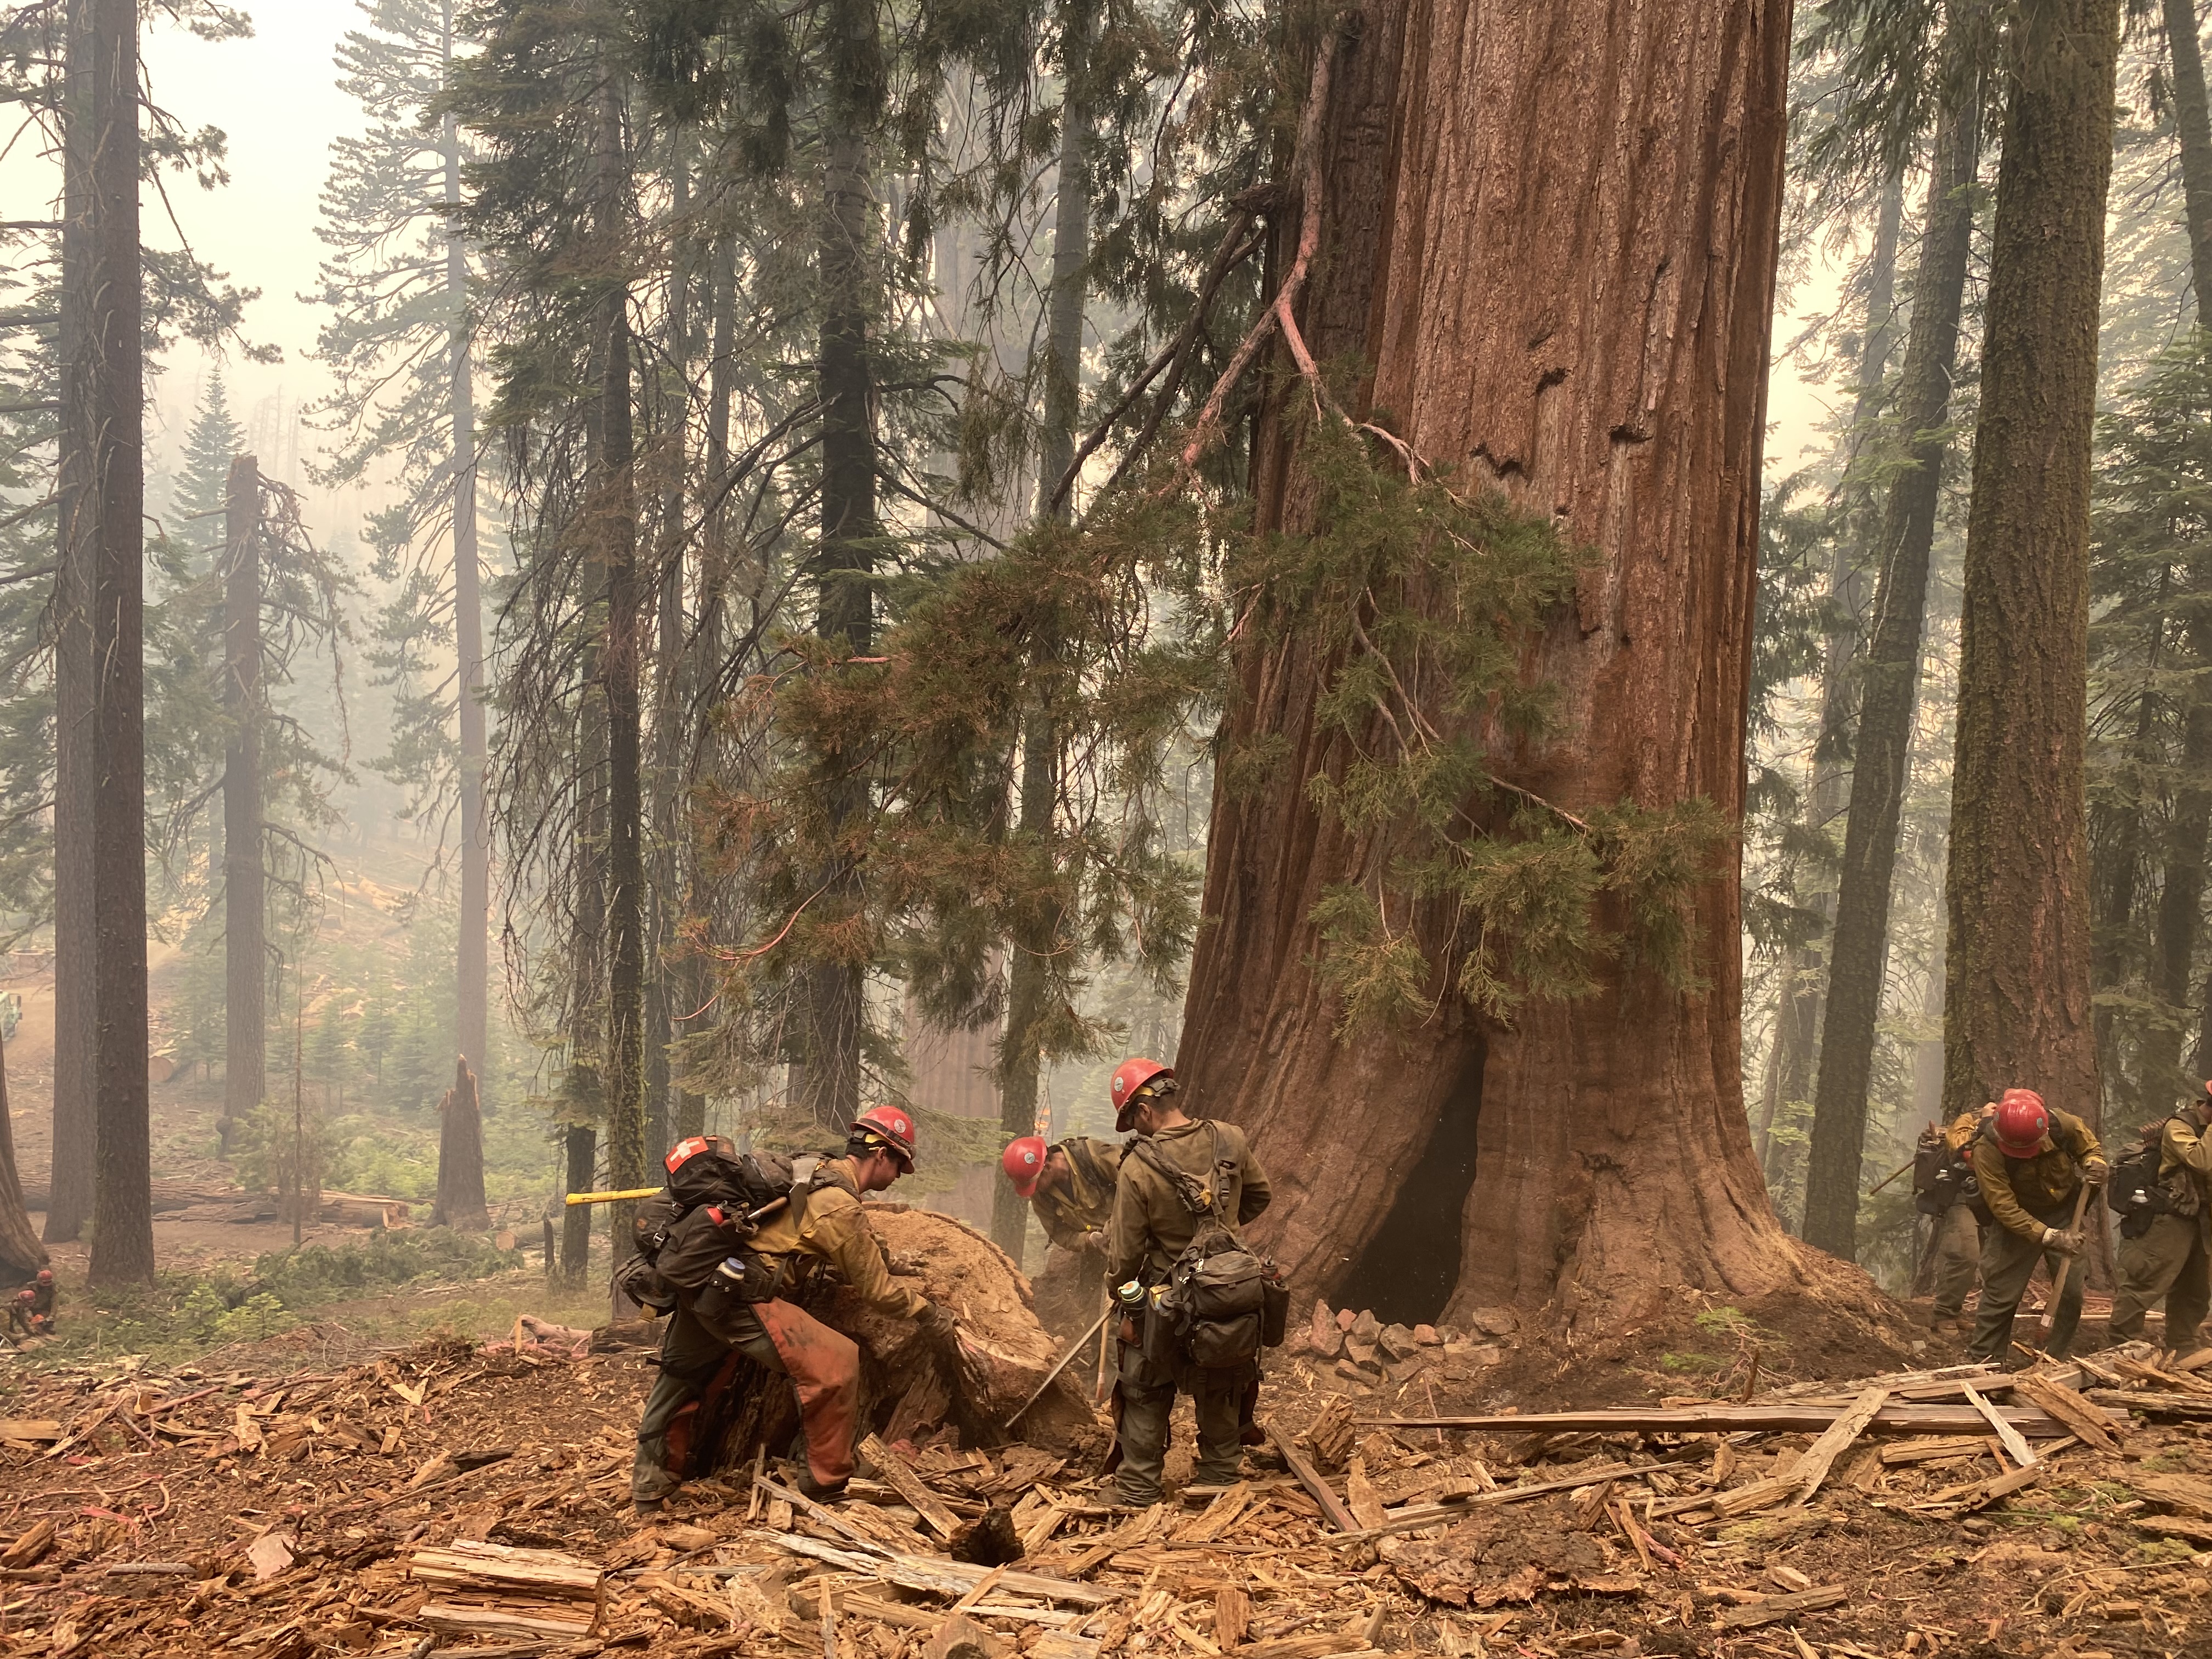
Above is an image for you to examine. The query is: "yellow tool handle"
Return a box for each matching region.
[564,1187,663,1207]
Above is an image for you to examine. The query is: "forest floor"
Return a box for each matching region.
[1,1251,2208,1659]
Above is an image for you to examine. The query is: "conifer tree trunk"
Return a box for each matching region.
[2168,0,2212,1082]
[793,30,881,1130]
[1760,166,1904,1187]
[1942,0,2121,1126]
[670,233,736,1145]
[1801,72,1983,1257]
[432,1056,488,1229]
[82,0,150,1286]
[2143,618,2212,1107]
[2092,618,2159,1085]
[444,0,490,1112]
[595,64,648,1256]
[1177,0,1794,1327]
[990,10,1091,1256]
[46,0,97,1246]
[562,657,608,1289]
[222,455,265,1155]
[645,147,690,1167]
[0,1033,47,1282]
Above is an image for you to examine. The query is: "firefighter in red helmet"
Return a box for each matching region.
[1102,1058,1273,1505]
[633,1106,958,1513]
[1966,1088,2107,1363]
[1001,1132,1126,1336]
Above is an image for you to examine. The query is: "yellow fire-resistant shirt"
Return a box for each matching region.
[1970,1107,2106,1243]
[1032,1136,1126,1249]
[746,1156,929,1319]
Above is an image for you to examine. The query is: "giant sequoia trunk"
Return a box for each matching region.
[1176,0,1795,1328]
[222,455,265,1154]
[80,0,151,1286]
[445,0,490,1111]
[1940,0,2120,1125]
[1799,67,1983,1257]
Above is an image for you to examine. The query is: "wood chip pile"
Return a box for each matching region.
[4,1319,2212,1657]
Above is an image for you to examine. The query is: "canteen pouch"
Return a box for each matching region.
[1259,1268,1290,1348]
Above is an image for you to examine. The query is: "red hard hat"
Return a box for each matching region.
[851,1104,918,1172]
[35,1269,52,1283]
[1002,1136,1049,1198]
[1111,1057,1175,1132]
[1993,1088,2050,1158]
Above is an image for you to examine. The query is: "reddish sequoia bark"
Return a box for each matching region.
[1176,0,1796,1329]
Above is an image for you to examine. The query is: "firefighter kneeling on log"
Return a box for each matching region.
[628,1107,960,1513]
[1103,1058,1282,1508]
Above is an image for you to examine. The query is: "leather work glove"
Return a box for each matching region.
[2082,1159,2110,1188]
[2043,1226,2085,1255]
[916,1301,960,1345]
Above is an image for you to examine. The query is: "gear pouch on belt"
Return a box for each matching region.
[1141,1284,1182,1367]
[1189,1311,1262,1369]
[614,1249,677,1315]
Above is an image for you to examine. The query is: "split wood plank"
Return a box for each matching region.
[1366,1401,2091,1437]
[408,1540,604,1604]
[1713,1585,1849,1629]
[2010,1374,2120,1452]
[2088,1389,2212,1419]
[2132,1514,2212,1544]
[859,1435,962,1541]
[1960,1383,2035,1468]
[1785,1386,1888,1504]
[1266,1421,1357,1532]
[1879,1437,1986,1466]
[416,1598,599,1641]
[754,1474,894,1556]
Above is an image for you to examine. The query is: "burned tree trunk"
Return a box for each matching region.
[1941,0,2121,1125]
[1799,57,1983,1259]
[1176,0,1795,1330]
[0,1033,47,1283]
[222,454,264,1156]
[433,1057,488,1231]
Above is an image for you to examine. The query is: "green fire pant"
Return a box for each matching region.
[1111,1340,1250,1506]
[1929,1200,1984,1320]
[1969,1203,2084,1363]
[2109,1212,2210,1353]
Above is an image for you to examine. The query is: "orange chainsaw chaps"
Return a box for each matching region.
[754,1298,863,1487]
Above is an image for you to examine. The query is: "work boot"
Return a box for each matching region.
[633,1497,665,1516]
[796,1472,849,1503]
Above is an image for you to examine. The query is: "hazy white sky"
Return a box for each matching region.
[10,1,1839,537]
